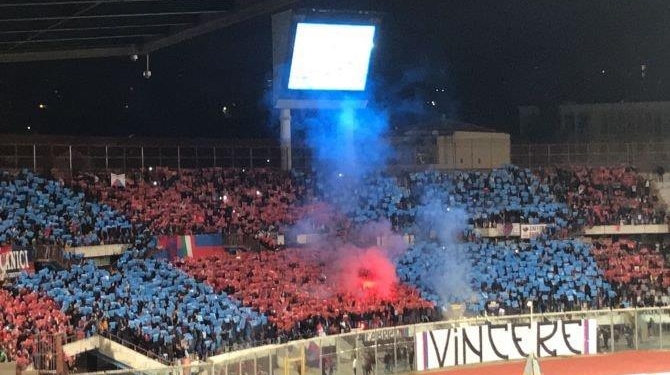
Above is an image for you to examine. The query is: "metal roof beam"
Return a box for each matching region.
[0,22,191,34]
[0,34,160,45]
[0,10,228,23]
[140,0,301,53]
[0,45,137,62]
[0,0,178,6]
[0,0,301,62]
[9,1,104,51]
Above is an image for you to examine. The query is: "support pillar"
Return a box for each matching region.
[280,108,292,171]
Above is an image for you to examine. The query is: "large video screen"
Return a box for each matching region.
[287,22,376,91]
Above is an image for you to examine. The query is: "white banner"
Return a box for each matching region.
[415,319,597,370]
[520,224,548,239]
[110,173,126,188]
[475,224,521,238]
[0,247,34,279]
[66,244,128,258]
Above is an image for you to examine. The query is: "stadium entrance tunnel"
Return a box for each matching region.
[79,350,132,372]
[63,335,168,371]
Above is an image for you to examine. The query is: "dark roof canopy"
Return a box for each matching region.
[0,0,300,63]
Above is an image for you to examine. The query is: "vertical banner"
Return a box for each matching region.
[415,319,597,371]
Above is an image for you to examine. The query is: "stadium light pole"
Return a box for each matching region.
[272,10,377,172]
[280,108,292,171]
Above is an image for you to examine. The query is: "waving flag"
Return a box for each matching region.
[110,173,126,188]
[156,234,224,260]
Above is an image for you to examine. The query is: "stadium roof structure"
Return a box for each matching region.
[0,0,301,63]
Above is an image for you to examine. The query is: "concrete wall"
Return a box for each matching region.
[0,362,16,374]
[67,244,128,258]
[438,131,511,169]
[582,224,669,235]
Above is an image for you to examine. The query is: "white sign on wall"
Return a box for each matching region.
[415,319,597,370]
[520,224,550,239]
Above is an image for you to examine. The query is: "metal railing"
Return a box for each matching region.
[0,141,312,173]
[7,137,670,176]
[33,244,65,265]
[97,330,173,366]
[511,141,670,170]
[64,306,670,375]
[222,233,268,252]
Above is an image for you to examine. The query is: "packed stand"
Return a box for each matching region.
[315,172,408,226]
[591,238,670,307]
[15,248,268,362]
[317,166,571,234]
[2,164,668,365]
[0,288,73,369]
[0,170,133,247]
[74,168,308,248]
[176,250,436,340]
[408,167,570,229]
[541,165,667,227]
[70,166,574,246]
[397,238,616,315]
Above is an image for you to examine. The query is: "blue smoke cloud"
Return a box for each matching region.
[278,38,472,310]
[409,183,475,309]
[296,103,393,182]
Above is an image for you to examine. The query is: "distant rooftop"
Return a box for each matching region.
[401,117,502,137]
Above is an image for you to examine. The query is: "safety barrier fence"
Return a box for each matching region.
[511,141,670,170]
[58,306,670,375]
[0,142,312,173]
[3,138,670,175]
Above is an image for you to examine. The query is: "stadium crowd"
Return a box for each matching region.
[540,165,666,227]
[73,168,306,248]
[62,165,668,245]
[16,248,269,362]
[176,250,435,336]
[0,170,134,248]
[591,238,670,307]
[397,238,617,314]
[0,288,73,368]
[0,164,668,369]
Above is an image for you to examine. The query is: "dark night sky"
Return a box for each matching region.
[1,0,669,138]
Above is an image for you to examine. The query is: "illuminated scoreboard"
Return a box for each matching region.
[288,22,376,92]
[272,10,381,109]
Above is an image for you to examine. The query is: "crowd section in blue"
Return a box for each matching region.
[0,165,666,368]
[318,167,571,230]
[0,170,137,247]
[398,239,615,314]
[16,249,267,361]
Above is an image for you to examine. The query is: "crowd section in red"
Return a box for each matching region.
[175,248,435,336]
[0,289,73,369]
[540,165,666,227]
[592,237,670,307]
[74,167,308,248]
